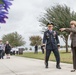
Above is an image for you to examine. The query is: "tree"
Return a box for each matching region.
[39,4,76,52]
[29,35,42,46]
[2,32,26,47]
[0,0,3,4]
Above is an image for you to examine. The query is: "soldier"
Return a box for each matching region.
[43,22,61,69]
[60,20,76,72]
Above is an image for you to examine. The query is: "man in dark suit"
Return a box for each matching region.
[43,22,61,69]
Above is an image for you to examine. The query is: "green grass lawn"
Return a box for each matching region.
[17,50,72,64]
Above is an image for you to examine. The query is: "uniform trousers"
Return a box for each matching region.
[45,49,60,66]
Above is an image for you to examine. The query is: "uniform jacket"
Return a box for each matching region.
[43,30,60,50]
[65,27,76,47]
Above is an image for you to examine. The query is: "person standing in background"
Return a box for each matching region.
[0,40,4,59]
[34,44,38,54]
[5,41,11,59]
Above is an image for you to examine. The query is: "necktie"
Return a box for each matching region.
[49,30,52,33]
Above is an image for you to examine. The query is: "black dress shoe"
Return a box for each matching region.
[45,63,48,68]
[71,69,76,72]
[45,65,48,68]
[56,65,61,69]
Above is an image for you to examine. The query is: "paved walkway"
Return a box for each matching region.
[0,56,76,75]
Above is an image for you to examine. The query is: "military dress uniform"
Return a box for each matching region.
[43,29,61,69]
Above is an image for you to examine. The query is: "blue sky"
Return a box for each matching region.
[0,0,75,47]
